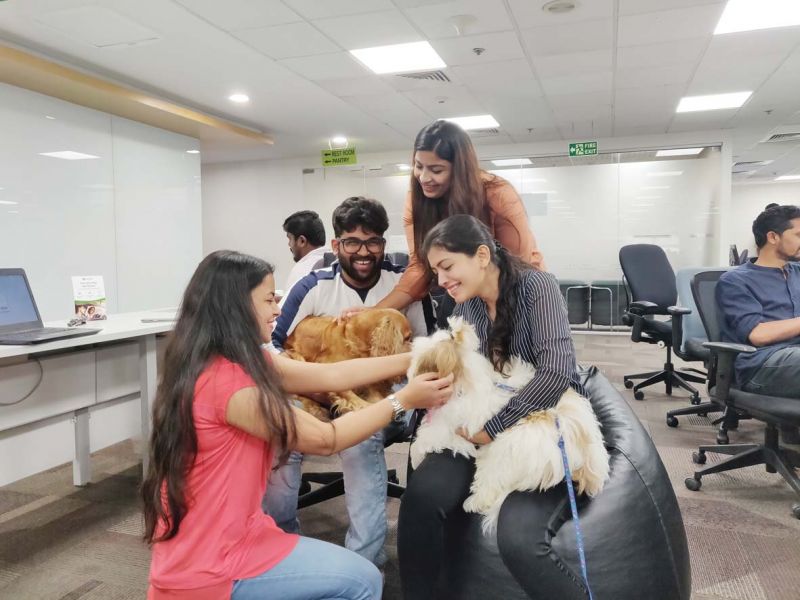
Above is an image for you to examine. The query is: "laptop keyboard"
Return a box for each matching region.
[2,327,75,341]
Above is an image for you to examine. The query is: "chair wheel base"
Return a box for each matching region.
[690,394,701,405]
[793,503,800,520]
[716,432,729,445]
[299,481,312,495]
[692,451,706,465]
[624,379,634,389]
[666,416,678,428]
[634,390,645,401]
[685,477,701,491]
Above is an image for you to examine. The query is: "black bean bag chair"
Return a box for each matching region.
[434,366,691,599]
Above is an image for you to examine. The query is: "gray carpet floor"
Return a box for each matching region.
[1,333,799,600]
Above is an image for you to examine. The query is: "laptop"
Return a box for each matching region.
[0,268,101,345]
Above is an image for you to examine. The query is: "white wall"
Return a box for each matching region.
[0,83,202,320]
[731,181,800,257]
[0,83,202,485]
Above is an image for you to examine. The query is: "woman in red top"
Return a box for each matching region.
[142,250,453,600]
[372,120,545,315]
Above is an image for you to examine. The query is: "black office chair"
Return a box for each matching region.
[299,250,431,507]
[684,270,800,519]
[618,244,706,401]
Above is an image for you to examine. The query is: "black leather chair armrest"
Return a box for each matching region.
[629,300,661,315]
[667,306,691,353]
[702,342,756,402]
[702,341,756,355]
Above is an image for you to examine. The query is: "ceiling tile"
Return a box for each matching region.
[703,28,800,62]
[234,22,339,59]
[175,0,301,30]
[549,91,613,121]
[317,76,396,97]
[613,123,670,136]
[540,71,613,96]
[431,31,525,67]
[402,85,484,117]
[619,0,724,17]
[532,49,612,78]
[285,0,394,19]
[618,4,725,47]
[521,19,613,57]
[614,85,684,125]
[616,38,709,70]
[31,6,161,48]
[313,9,420,49]
[615,63,696,89]
[509,0,613,28]
[278,52,370,80]
[688,54,790,95]
[668,110,734,133]
[451,59,543,97]
[393,0,453,7]
[506,127,563,142]
[474,94,555,129]
[557,119,613,139]
[404,0,513,39]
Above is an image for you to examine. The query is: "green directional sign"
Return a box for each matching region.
[322,147,357,166]
[569,141,598,156]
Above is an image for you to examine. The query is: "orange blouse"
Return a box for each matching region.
[396,178,545,300]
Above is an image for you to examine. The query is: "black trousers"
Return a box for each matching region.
[397,452,589,600]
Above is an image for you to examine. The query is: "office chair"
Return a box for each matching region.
[684,270,800,519]
[663,267,725,428]
[299,250,431,507]
[618,244,706,401]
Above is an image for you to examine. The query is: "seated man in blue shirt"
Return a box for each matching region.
[717,204,800,442]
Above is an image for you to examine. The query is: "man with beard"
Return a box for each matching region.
[717,204,800,443]
[268,196,427,567]
[282,210,327,293]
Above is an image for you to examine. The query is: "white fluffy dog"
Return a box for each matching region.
[408,317,610,532]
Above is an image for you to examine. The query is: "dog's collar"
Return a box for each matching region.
[495,382,521,394]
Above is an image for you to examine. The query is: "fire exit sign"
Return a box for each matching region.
[569,141,598,156]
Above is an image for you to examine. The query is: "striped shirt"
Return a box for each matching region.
[454,269,586,439]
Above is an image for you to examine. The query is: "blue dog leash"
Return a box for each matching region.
[556,417,595,600]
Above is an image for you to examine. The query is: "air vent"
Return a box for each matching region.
[468,128,500,138]
[732,161,769,173]
[764,132,800,143]
[395,70,450,83]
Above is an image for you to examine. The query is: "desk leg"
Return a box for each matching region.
[72,407,91,486]
[139,334,157,477]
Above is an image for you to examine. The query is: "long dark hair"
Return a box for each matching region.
[411,121,495,253]
[141,250,296,544]
[422,215,532,372]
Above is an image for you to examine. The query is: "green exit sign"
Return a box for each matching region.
[322,147,357,166]
[569,141,598,156]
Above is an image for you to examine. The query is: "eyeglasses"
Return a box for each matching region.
[338,237,386,254]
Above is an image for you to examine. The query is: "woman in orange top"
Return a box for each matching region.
[374,120,545,313]
[142,250,453,600]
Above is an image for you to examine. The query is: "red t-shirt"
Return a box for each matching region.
[148,356,298,599]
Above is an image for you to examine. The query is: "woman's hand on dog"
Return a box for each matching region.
[338,305,368,322]
[456,427,491,445]
[396,372,454,410]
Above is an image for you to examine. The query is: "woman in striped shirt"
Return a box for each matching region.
[397,215,589,599]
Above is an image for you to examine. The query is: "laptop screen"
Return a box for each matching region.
[0,271,41,330]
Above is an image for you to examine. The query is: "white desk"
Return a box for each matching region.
[0,311,176,485]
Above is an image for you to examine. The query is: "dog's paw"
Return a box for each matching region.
[462,493,490,515]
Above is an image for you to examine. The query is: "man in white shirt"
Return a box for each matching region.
[266,197,427,567]
[282,210,328,293]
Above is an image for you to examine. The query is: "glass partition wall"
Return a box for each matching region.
[302,147,722,331]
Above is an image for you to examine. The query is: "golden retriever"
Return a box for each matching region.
[283,308,412,420]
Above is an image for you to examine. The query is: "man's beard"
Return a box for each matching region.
[339,254,381,285]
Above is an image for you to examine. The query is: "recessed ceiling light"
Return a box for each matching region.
[350,41,446,75]
[45,115,56,120]
[39,151,100,160]
[329,136,349,149]
[0,200,18,205]
[775,175,800,181]
[186,150,200,154]
[648,171,683,177]
[676,92,752,113]
[228,93,250,103]
[396,164,411,171]
[444,114,499,130]
[492,158,532,166]
[656,148,704,157]
[715,0,800,34]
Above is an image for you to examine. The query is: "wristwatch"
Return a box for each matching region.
[388,393,406,422]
